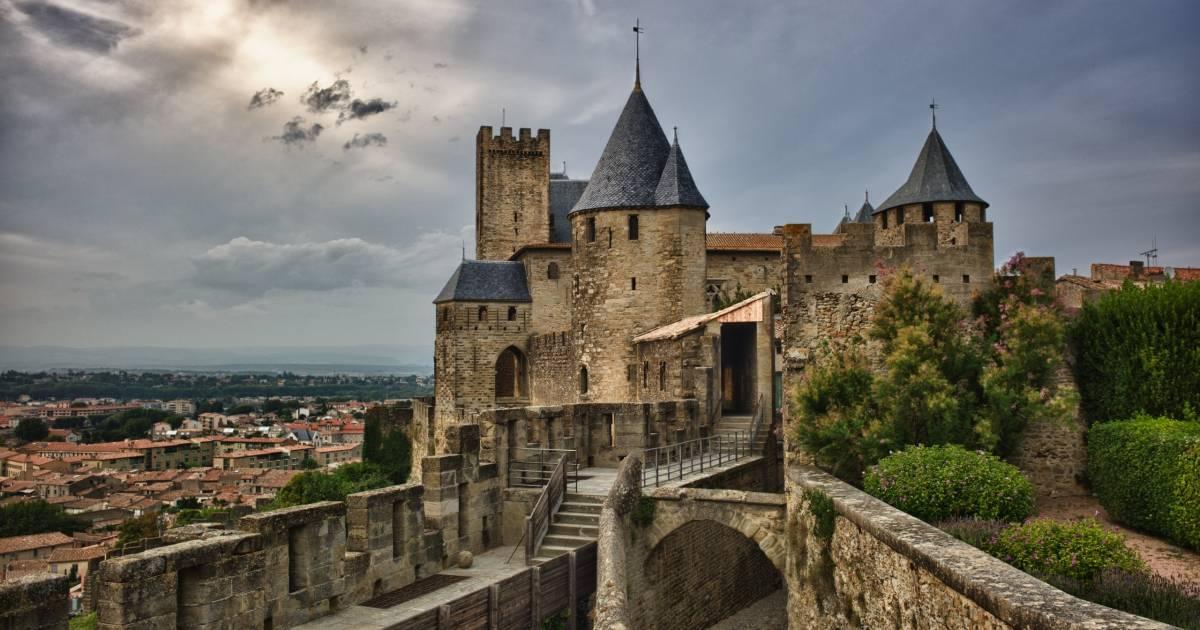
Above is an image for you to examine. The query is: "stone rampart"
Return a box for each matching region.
[786,465,1170,629]
[593,453,642,630]
[0,573,69,630]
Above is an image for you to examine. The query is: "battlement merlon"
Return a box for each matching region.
[477,125,551,145]
[781,221,993,252]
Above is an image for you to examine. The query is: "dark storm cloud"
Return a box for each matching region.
[300,79,352,113]
[337,98,396,124]
[16,1,139,53]
[247,88,284,110]
[342,133,387,150]
[270,117,323,147]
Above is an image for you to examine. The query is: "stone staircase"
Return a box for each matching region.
[531,493,601,563]
[715,413,767,454]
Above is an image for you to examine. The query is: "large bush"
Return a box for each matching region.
[864,445,1034,523]
[269,462,391,509]
[793,268,1073,483]
[993,519,1145,582]
[1088,416,1200,551]
[1070,280,1200,424]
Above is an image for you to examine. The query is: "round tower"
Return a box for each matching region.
[568,83,709,402]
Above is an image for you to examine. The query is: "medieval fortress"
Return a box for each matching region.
[12,63,1162,630]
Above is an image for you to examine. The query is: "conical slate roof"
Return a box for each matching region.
[433,260,530,304]
[853,196,874,223]
[654,135,708,208]
[572,86,701,213]
[876,128,987,214]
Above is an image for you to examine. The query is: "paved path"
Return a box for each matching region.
[707,589,787,629]
[296,545,528,629]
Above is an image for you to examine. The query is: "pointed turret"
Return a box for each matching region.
[654,129,708,209]
[854,191,874,223]
[571,87,671,213]
[876,127,987,214]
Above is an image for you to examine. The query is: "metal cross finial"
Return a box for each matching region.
[673,126,678,143]
[633,19,645,89]
[930,98,939,129]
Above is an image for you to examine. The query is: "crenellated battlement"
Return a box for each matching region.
[477,125,550,149]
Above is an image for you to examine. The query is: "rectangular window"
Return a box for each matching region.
[963,274,971,283]
[585,217,596,242]
[896,208,905,225]
[923,204,934,223]
[288,526,304,592]
[882,213,889,229]
[606,414,615,447]
[628,215,639,240]
[841,275,849,284]
[630,277,637,290]
[804,274,813,283]
[868,275,876,284]
[954,203,964,223]
[933,275,940,283]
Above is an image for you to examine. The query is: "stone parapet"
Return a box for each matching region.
[0,573,69,630]
[785,465,1170,629]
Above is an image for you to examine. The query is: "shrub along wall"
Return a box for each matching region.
[1070,281,1200,425]
[1088,417,1200,551]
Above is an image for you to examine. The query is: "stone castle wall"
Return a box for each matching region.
[518,248,573,334]
[706,250,781,300]
[528,331,575,405]
[785,465,1166,629]
[571,206,708,402]
[434,300,531,424]
[475,126,550,261]
[0,574,69,630]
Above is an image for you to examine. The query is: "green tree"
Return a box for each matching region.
[116,512,160,550]
[15,417,49,442]
[0,500,87,537]
[363,403,413,484]
[268,462,390,509]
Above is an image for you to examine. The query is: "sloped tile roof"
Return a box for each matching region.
[549,178,588,242]
[653,136,708,209]
[705,233,782,251]
[572,87,671,213]
[433,260,531,304]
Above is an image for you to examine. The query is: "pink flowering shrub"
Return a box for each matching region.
[992,518,1145,581]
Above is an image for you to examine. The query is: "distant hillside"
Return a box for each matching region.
[0,345,432,375]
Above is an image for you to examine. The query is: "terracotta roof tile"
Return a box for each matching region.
[705,233,782,251]
[0,532,74,555]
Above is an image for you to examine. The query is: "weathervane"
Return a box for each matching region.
[633,19,645,89]
[930,98,939,129]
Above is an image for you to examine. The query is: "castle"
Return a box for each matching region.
[432,62,999,460]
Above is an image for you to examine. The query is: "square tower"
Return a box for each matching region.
[475,126,551,260]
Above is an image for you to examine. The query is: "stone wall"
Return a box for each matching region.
[1009,361,1089,498]
[518,248,573,334]
[528,331,575,405]
[475,126,550,261]
[785,465,1169,629]
[571,206,708,402]
[632,333,714,404]
[0,573,69,630]
[433,300,531,424]
[706,250,781,302]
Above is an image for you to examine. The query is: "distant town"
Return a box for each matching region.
[0,373,431,611]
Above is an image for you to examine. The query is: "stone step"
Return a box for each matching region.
[533,543,584,561]
[560,501,601,514]
[554,511,600,526]
[542,533,595,548]
[549,523,599,538]
[564,493,603,504]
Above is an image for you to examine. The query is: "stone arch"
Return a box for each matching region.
[494,346,527,400]
[637,518,783,629]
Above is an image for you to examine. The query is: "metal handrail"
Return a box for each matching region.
[748,393,766,453]
[508,447,579,492]
[640,431,749,488]
[524,454,566,565]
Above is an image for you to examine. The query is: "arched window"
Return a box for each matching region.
[579,366,589,395]
[507,306,517,321]
[547,262,560,280]
[477,305,488,321]
[658,362,667,391]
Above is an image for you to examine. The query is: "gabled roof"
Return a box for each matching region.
[654,135,708,209]
[433,260,530,304]
[571,87,672,213]
[877,128,987,213]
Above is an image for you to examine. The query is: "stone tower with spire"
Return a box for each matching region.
[567,74,710,402]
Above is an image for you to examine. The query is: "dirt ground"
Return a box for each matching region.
[1037,495,1200,586]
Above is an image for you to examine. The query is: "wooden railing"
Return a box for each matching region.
[508,447,579,491]
[524,454,567,565]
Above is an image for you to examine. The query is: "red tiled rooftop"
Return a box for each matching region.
[0,532,74,555]
[705,233,783,251]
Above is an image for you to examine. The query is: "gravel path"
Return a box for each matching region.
[707,589,787,630]
[1037,495,1200,586]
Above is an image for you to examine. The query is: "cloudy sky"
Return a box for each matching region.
[1,0,1197,364]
